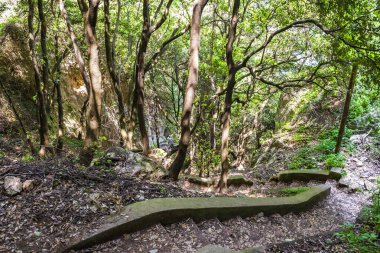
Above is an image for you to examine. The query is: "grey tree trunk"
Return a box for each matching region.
[168,0,209,180]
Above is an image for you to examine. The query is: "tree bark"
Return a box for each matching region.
[28,0,50,157]
[104,0,127,147]
[217,0,240,192]
[168,0,209,180]
[58,0,91,140]
[335,63,359,153]
[134,0,151,154]
[37,0,51,113]
[83,0,102,147]
[54,35,64,154]
[133,0,174,155]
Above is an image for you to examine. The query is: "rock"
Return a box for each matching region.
[114,150,166,179]
[4,176,22,196]
[227,175,254,187]
[22,179,34,191]
[356,160,364,167]
[105,146,128,161]
[328,168,343,180]
[338,174,362,191]
[149,148,167,159]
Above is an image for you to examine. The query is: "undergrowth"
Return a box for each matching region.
[288,127,351,170]
[336,178,380,252]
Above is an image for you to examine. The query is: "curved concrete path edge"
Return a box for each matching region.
[62,185,331,252]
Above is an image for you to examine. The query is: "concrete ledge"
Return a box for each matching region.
[187,176,215,187]
[227,176,254,187]
[196,245,265,253]
[278,169,330,182]
[62,185,330,252]
[277,169,343,182]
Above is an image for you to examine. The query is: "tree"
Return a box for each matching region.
[133,0,174,155]
[217,0,240,191]
[27,0,50,157]
[58,0,102,148]
[168,0,209,180]
[104,0,128,147]
[335,63,359,153]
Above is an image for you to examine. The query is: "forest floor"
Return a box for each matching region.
[0,119,379,252]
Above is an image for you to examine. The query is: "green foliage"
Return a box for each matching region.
[288,127,351,170]
[314,139,336,154]
[324,153,345,168]
[336,178,380,253]
[288,148,318,170]
[21,154,34,162]
[64,138,84,149]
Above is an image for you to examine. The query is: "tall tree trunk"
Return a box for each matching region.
[37,0,51,113]
[133,0,174,155]
[28,0,50,157]
[104,0,127,147]
[134,13,151,154]
[83,0,102,147]
[335,63,359,153]
[54,35,64,154]
[168,0,209,180]
[58,0,91,140]
[217,0,240,192]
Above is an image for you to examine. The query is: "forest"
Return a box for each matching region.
[0,0,379,252]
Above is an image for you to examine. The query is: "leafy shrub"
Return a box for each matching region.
[315,139,336,154]
[288,148,318,170]
[325,153,346,168]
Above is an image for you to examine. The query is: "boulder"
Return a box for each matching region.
[109,149,166,179]
[22,179,34,191]
[149,148,167,159]
[227,176,254,187]
[4,176,22,196]
[104,146,128,162]
[338,174,362,191]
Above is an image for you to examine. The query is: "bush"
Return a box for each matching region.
[336,178,380,252]
[325,153,345,168]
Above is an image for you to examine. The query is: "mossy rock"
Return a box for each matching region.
[277,169,330,182]
[62,185,330,251]
[227,176,254,187]
[187,176,215,187]
[328,167,343,180]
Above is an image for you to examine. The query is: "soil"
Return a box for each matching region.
[0,128,378,252]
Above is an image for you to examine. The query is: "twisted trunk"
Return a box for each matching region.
[217,0,240,192]
[168,0,209,180]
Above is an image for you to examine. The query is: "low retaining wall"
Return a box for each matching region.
[62,185,331,252]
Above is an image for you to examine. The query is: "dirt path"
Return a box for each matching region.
[1,135,378,252]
